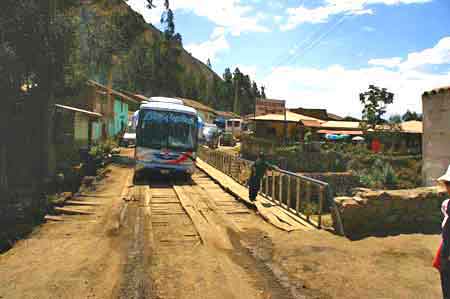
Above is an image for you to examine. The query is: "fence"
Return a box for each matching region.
[198,147,345,233]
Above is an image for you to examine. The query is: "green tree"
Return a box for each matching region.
[261,86,267,99]
[359,85,394,129]
[389,114,402,124]
[161,8,175,39]
[402,110,422,121]
[233,68,243,114]
[1,0,82,190]
[252,82,261,98]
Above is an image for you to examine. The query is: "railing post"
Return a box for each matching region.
[272,170,276,202]
[264,172,269,196]
[222,154,225,172]
[318,186,324,229]
[296,178,301,214]
[306,182,311,222]
[278,173,283,206]
[287,175,291,209]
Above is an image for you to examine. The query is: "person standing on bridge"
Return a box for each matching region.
[248,152,279,202]
[435,165,450,299]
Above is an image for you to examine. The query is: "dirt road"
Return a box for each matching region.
[0,156,444,299]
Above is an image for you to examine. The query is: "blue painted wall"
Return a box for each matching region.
[110,97,129,136]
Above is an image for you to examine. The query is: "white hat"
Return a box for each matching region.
[438,165,450,182]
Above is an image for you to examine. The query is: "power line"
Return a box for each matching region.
[265,0,369,76]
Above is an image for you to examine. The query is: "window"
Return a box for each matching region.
[139,110,197,151]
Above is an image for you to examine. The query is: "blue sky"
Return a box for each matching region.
[127,0,450,117]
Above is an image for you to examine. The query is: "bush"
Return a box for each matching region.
[358,159,398,189]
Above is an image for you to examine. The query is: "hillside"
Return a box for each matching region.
[79,0,228,110]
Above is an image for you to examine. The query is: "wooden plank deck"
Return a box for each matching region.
[196,158,315,232]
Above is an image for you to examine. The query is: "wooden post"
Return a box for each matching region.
[286,175,291,209]
[318,186,324,229]
[305,182,311,221]
[272,170,276,202]
[278,174,283,206]
[296,178,301,214]
[88,118,93,147]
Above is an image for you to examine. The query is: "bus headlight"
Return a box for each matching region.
[135,162,145,171]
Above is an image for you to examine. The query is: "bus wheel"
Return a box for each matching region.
[133,169,143,185]
[182,172,191,182]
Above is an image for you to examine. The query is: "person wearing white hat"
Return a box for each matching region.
[437,165,450,299]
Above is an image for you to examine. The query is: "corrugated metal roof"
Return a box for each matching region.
[320,121,361,129]
[87,80,139,104]
[250,111,323,123]
[371,121,423,134]
[216,111,240,118]
[317,130,363,135]
[400,120,422,134]
[55,104,102,118]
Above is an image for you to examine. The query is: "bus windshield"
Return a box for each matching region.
[138,109,197,151]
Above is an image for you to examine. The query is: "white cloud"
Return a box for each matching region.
[281,0,432,31]
[401,37,450,70]
[261,37,450,117]
[210,27,227,39]
[185,30,230,64]
[262,65,450,117]
[368,57,403,68]
[126,0,269,36]
[367,37,450,71]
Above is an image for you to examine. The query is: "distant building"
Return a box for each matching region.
[177,98,217,123]
[249,111,324,140]
[289,107,329,120]
[289,107,349,121]
[255,98,285,116]
[85,80,139,138]
[216,111,240,120]
[422,86,450,186]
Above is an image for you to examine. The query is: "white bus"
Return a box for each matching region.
[225,118,242,139]
[134,98,199,179]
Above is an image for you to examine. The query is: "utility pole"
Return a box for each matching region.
[233,78,239,115]
[284,103,288,145]
[254,97,257,136]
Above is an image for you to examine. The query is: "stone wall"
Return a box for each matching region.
[300,172,360,197]
[422,89,450,186]
[333,187,448,239]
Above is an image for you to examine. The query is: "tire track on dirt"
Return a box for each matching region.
[116,185,152,299]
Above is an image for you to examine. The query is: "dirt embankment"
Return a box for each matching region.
[0,165,133,299]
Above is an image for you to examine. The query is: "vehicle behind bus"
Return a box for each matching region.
[225,118,242,139]
[134,98,199,179]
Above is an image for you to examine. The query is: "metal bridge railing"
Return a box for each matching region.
[198,147,345,232]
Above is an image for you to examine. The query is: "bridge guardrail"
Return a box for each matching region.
[197,146,345,233]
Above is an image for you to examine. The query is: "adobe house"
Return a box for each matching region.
[69,80,139,140]
[422,86,450,186]
[249,111,324,141]
[177,98,217,123]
